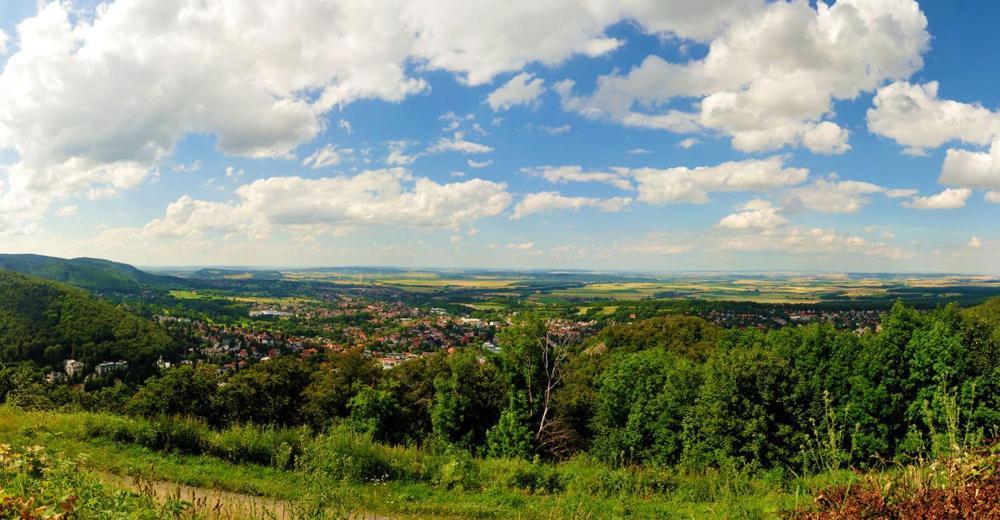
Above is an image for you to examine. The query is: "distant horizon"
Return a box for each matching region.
[6,250,1000,277]
[140,263,1000,278]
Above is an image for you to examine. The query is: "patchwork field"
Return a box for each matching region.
[159,268,1000,307]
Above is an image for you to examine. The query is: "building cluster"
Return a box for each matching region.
[46,358,129,383]
[697,307,884,331]
[152,297,505,374]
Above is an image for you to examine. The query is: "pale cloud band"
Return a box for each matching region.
[139,169,512,240]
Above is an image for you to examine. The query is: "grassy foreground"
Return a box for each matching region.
[0,407,863,519]
[1,407,995,519]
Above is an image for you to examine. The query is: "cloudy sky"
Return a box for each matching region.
[0,0,998,272]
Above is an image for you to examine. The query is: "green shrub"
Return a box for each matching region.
[154,416,210,453]
[559,459,676,498]
[208,423,306,468]
[300,425,418,483]
[506,463,563,493]
[431,447,481,491]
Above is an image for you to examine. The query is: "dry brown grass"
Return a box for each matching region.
[792,442,1000,519]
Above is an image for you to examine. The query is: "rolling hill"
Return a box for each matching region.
[968,296,1000,328]
[0,254,180,292]
[0,269,175,378]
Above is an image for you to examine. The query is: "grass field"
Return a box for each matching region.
[548,282,827,303]
[169,290,316,305]
[385,278,518,289]
[576,306,619,316]
[168,289,204,299]
[0,406,868,519]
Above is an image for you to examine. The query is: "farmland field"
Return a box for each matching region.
[161,268,1000,307]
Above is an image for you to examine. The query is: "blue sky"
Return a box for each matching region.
[0,1,998,272]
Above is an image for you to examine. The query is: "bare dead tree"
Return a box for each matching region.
[536,415,579,460]
[535,332,572,442]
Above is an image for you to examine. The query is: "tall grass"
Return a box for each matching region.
[920,382,984,459]
[79,411,748,499]
[81,413,309,468]
[801,390,857,473]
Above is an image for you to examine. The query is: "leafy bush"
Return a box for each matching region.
[82,413,209,454]
[208,422,307,468]
[83,412,310,469]
[431,447,481,491]
[506,463,564,494]
[299,425,420,483]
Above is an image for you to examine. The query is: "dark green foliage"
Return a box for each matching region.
[214,357,313,426]
[846,302,1000,463]
[430,351,505,450]
[301,349,382,429]
[967,296,1000,328]
[348,386,404,443]
[769,322,862,460]
[549,347,608,451]
[2,271,996,482]
[590,350,701,466]
[487,392,534,459]
[495,314,549,416]
[0,270,175,380]
[0,253,178,292]
[128,364,220,417]
[591,315,720,360]
[682,342,800,469]
[381,352,451,439]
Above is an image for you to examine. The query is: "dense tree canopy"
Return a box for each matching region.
[0,270,175,380]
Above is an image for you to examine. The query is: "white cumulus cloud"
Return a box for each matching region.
[868,81,1000,155]
[427,132,493,155]
[512,192,631,219]
[633,156,808,204]
[906,188,972,210]
[520,165,633,191]
[785,178,916,214]
[487,72,545,111]
[140,169,512,239]
[677,138,700,149]
[868,81,1000,195]
[3,0,776,232]
[941,139,1000,190]
[557,0,928,153]
[721,227,910,260]
[717,199,787,230]
[467,159,492,169]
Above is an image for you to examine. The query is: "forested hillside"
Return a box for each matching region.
[969,296,1000,329]
[0,270,175,379]
[0,253,178,292]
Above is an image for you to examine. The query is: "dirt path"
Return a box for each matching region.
[98,470,299,519]
[97,471,400,519]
